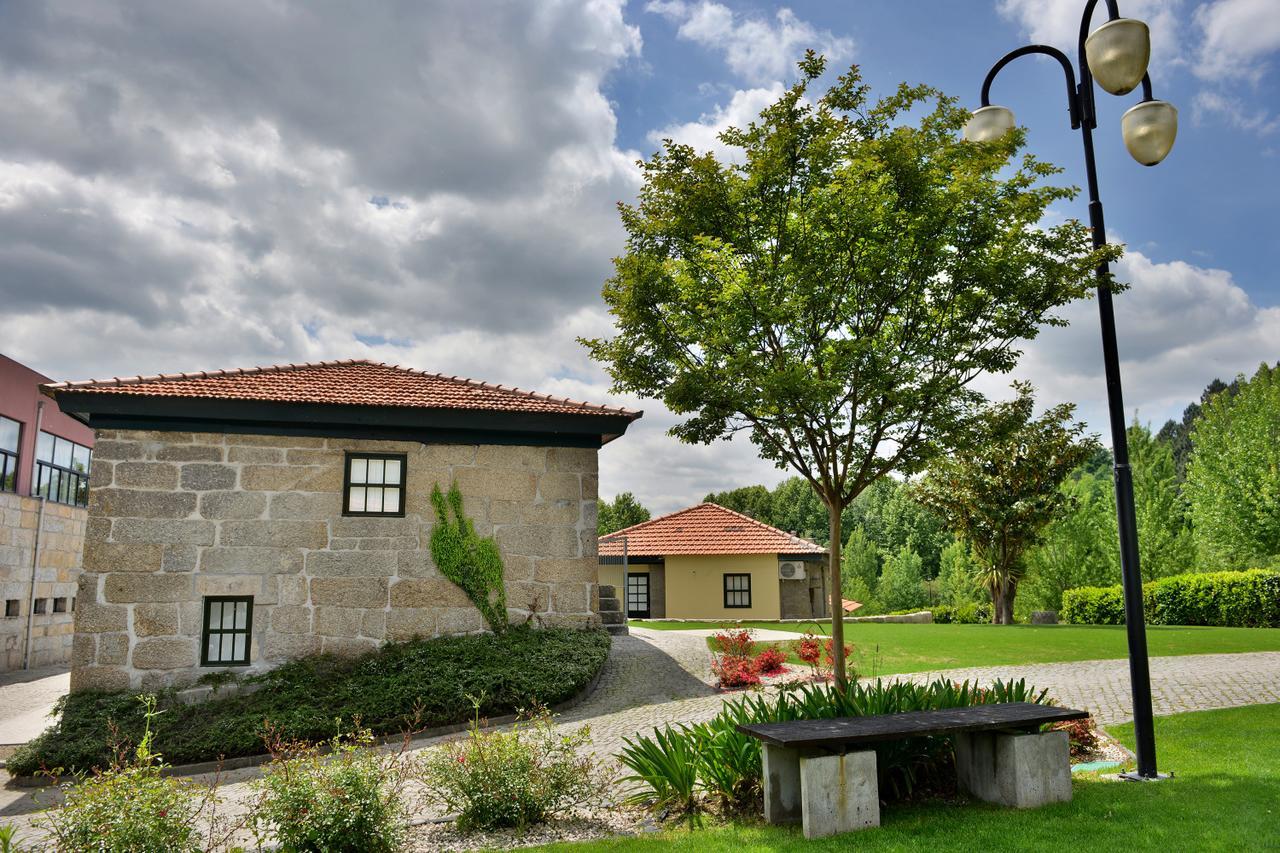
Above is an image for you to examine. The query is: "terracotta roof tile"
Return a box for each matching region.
[44,359,641,419]
[599,502,826,557]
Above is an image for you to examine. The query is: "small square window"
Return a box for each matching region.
[4,600,18,618]
[33,598,47,615]
[201,596,253,666]
[53,597,67,613]
[343,453,407,517]
[723,573,752,609]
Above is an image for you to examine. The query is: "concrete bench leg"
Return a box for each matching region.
[798,750,880,839]
[954,730,1072,808]
[762,744,802,824]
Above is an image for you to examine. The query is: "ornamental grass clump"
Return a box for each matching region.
[248,725,411,853]
[419,706,608,832]
[618,676,1054,815]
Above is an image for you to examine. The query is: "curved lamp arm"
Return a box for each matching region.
[981,44,1082,129]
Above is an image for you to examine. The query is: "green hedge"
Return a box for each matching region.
[928,603,993,624]
[7,626,610,778]
[1062,570,1280,628]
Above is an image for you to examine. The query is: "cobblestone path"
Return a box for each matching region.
[897,650,1280,726]
[3,630,1277,840]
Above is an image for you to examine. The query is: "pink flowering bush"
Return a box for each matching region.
[712,654,762,689]
[755,646,788,676]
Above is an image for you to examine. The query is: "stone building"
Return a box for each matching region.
[43,359,640,692]
[598,503,829,621]
[1,354,95,671]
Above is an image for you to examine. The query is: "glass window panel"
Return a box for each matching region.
[382,488,400,513]
[347,486,366,512]
[36,432,54,462]
[384,459,402,484]
[72,444,90,473]
[367,487,384,513]
[208,601,222,630]
[36,466,50,498]
[207,634,221,662]
[52,437,72,468]
[0,417,18,453]
[49,469,61,501]
[349,457,368,484]
[235,602,248,629]
[367,458,385,484]
[233,634,246,662]
[221,634,234,661]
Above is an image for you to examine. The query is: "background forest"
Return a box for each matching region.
[600,364,1280,620]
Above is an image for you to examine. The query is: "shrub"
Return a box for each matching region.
[711,655,761,689]
[952,602,994,624]
[1053,716,1099,759]
[617,676,1052,812]
[754,646,787,676]
[1062,569,1280,627]
[422,711,606,830]
[796,632,822,670]
[710,628,756,658]
[249,727,410,853]
[37,697,229,853]
[1061,585,1126,625]
[9,626,609,778]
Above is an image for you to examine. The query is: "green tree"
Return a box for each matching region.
[597,492,652,536]
[1129,420,1196,578]
[876,546,928,612]
[583,57,1110,681]
[771,477,830,543]
[1023,470,1119,611]
[841,525,880,607]
[703,484,775,526]
[936,539,983,607]
[1186,363,1280,567]
[914,384,1099,624]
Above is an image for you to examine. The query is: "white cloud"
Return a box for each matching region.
[1194,0,1280,81]
[1193,90,1280,134]
[646,83,785,161]
[997,0,1185,74]
[980,247,1280,435]
[646,1,852,84]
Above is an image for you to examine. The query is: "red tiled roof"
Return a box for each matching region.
[44,359,641,419]
[599,502,826,557]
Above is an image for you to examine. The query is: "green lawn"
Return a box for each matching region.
[630,620,1280,677]
[533,703,1280,852]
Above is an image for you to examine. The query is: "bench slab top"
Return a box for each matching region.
[736,702,1089,749]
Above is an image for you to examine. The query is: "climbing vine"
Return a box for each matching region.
[429,483,507,633]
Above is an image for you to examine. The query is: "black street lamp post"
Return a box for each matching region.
[965,0,1178,781]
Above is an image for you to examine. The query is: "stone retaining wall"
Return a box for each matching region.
[73,429,600,691]
[0,493,86,671]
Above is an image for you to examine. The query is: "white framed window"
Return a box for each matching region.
[201,596,253,666]
[344,453,406,517]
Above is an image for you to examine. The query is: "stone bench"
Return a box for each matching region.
[737,701,1088,838]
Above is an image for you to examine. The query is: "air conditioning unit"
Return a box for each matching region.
[779,561,807,581]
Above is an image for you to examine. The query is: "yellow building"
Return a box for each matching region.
[598,503,828,620]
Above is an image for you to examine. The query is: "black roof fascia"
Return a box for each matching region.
[598,555,665,565]
[52,392,636,447]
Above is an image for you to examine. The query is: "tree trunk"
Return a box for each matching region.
[1000,579,1019,625]
[827,500,847,688]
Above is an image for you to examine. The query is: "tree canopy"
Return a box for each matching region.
[1186,363,1280,568]
[597,492,652,536]
[914,383,1099,623]
[584,56,1112,677]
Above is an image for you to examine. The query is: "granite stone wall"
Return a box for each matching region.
[0,493,86,671]
[73,430,600,692]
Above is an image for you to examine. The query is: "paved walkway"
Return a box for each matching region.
[2,630,1278,841]
[0,667,69,753]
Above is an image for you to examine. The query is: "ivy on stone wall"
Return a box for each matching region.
[429,483,507,633]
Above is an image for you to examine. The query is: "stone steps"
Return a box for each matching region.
[598,584,628,636]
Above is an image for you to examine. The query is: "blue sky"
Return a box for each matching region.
[0,0,1276,512]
